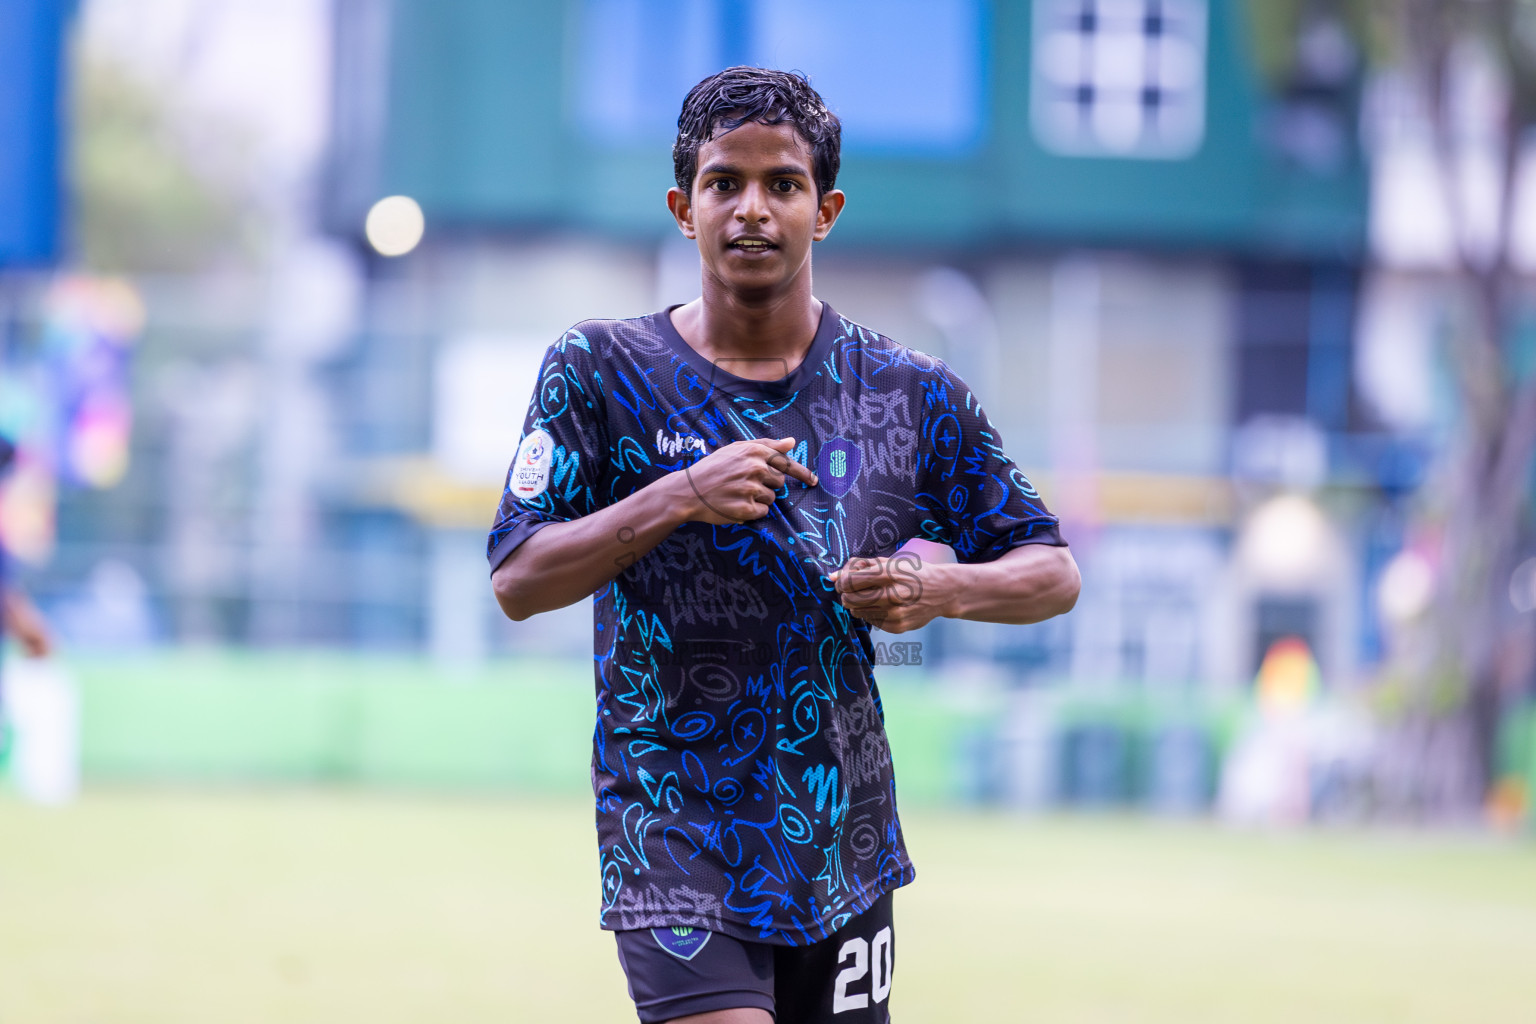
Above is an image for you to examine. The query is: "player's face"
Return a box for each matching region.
[668,120,844,301]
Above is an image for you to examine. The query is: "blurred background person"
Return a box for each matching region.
[0,435,54,663]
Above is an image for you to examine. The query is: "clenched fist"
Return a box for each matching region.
[680,436,819,525]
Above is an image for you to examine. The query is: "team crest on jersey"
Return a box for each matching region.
[651,925,711,960]
[511,428,554,499]
[817,438,861,498]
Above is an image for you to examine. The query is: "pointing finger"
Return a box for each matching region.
[762,438,819,487]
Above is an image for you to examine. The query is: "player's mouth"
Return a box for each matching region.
[728,237,777,255]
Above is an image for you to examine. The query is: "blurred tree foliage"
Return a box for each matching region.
[1245,0,1536,116]
[1378,0,1536,806]
[1248,1,1536,809]
[1243,0,1386,85]
[70,53,259,273]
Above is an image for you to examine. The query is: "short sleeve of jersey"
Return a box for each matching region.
[915,358,1065,563]
[486,328,608,572]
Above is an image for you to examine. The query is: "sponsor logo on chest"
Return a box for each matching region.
[656,429,707,459]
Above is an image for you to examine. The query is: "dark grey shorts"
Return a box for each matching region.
[613,893,895,1023]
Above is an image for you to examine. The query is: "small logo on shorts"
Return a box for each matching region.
[651,925,712,960]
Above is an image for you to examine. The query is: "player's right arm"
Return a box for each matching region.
[492,437,815,621]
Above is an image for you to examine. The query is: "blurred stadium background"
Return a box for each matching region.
[2,0,1536,1019]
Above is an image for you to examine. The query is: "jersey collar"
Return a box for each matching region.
[655,301,839,399]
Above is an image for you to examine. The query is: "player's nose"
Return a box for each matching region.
[735,181,770,223]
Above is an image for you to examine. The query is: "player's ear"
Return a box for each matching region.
[813,189,845,242]
[667,186,697,239]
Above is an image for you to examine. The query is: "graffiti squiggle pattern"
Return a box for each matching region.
[487,304,1063,946]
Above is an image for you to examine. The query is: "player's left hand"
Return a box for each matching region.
[828,552,951,634]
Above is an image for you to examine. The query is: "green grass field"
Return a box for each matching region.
[2,790,1534,1023]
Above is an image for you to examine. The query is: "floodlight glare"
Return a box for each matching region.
[365,195,425,257]
[1378,550,1435,623]
[1242,493,1330,583]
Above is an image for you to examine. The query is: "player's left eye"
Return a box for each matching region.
[773,180,798,192]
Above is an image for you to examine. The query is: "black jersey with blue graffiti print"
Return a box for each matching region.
[487,302,1064,947]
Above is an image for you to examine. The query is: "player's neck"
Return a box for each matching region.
[673,277,822,379]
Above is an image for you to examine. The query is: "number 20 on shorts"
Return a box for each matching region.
[832,926,894,1013]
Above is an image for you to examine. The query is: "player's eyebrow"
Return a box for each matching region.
[699,163,811,179]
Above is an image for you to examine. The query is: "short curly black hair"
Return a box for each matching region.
[673,67,841,197]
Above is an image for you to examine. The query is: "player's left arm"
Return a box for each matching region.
[835,355,1079,632]
[831,543,1079,633]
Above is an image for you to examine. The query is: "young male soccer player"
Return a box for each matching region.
[488,67,1079,1024]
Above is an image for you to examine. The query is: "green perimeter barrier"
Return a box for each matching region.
[63,653,993,804]
[75,654,595,791]
[1050,686,1244,805]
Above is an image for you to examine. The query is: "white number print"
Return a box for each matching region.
[870,926,893,1003]
[832,937,868,1013]
[832,926,894,1014]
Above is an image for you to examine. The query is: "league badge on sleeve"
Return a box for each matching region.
[511,428,554,499]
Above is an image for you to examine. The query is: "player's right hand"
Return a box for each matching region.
[680,436,818,525]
